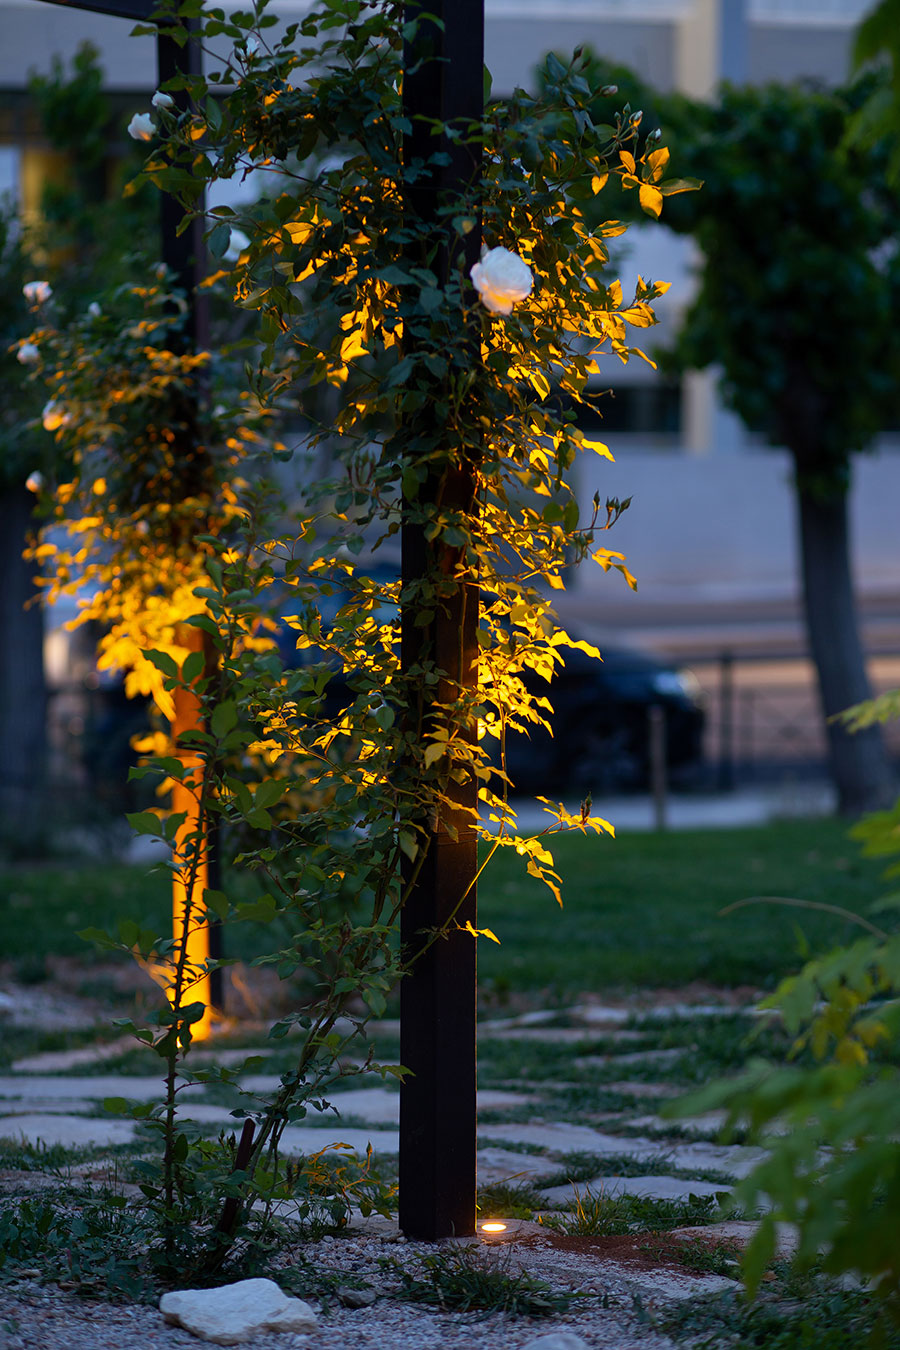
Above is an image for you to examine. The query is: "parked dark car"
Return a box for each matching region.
[272,574,705,796]
[498,642,706,796]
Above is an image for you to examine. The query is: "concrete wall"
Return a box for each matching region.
[573,445,900,607]
[485,17,674,93]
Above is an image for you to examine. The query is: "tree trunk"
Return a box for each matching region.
[795,478,894,816]
[0,482,47,842]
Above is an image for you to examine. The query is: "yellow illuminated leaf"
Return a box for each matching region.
[529,370,551,400]
[639,184,663,219]
[460,919,501,944]
[619,151,636,174]
[579,437,614,462]
[647,146,670,181]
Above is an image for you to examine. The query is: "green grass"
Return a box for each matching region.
[0,864,169,966]
[479,818,883,993]
[384,1243,575,1316]
[542,1185,726,1235]
[0,819,884,1002]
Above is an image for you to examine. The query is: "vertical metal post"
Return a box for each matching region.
[399,0,484,1240]
[717,649,735,792]
[648,704,667,831]
[157,22,222,1022]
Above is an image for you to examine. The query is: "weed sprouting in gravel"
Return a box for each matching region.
[542,1184,727,1236]
[658,1264,900,1349]
[476,1178,546,1220]
[637,1233,742,1278]
[0,1191,158,1301]
[383,1243,576,1317]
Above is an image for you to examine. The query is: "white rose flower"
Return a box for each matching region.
[88,301,102,318]
[17,342,39,365]
[245,34,260,55]
[151,90,174,109]
[224,228,251,263]
[127,112,155,142]
[42,400,69,432]
[26,471,44,493]
[23,280,52,305]
[470,247,533,315]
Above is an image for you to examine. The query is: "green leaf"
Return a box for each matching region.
[742,1215,776,1298]
[398,829,418,861]
[78,926,116,950]
[117,919,140,947]
[144,650,179,679]
[211,700,238,738]
[253,779,285,810]
[102,1097,131,1115]
[126,811,164,837]
[203,888,230,921]
[182,649,206,684]
[208,222,231,257]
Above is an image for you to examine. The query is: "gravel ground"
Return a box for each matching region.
[0,1230,687,1350]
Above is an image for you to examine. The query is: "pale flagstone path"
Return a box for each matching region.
[539,1176,728,1206]
[1,996,796,1348]
[0,999,768,1207]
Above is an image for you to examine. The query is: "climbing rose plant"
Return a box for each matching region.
[26,0,693,1277]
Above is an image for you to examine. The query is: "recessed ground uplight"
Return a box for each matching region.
[481,1222,508,1233]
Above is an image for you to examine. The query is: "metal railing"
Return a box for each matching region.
[695,651,900,789]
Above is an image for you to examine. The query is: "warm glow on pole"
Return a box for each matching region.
[171,626,212,1040]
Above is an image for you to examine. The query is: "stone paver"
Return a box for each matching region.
[479,1120,765,1179]
[10,1037,136,1073]
[0,1113,136,1148]
[574,1049,683,1069]
[0,1075,188,1102]
[0,990,793,1345]
[539,1174,729,1206]
[475,1145,562,1184]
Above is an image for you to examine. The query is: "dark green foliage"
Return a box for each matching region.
[658,79,900,497]
[0,1192,159,1301]
[660,1265,900,1349]
[848,0,900,185]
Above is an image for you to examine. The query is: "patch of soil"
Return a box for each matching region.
[523,1228,738,1277]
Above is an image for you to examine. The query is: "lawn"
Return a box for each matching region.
[478,816,885,994]
[0,817,884,1002]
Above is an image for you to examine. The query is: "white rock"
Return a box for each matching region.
[522,1334,591,1350]
[160,1278,318,1345]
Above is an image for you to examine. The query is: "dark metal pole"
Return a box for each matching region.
[717,650,735,793]
[648,704,667,831]
[156,23,209,353]
[399,0,484,1240]
[157,21,222,1016]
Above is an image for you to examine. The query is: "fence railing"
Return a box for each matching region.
[689,651,900,789]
